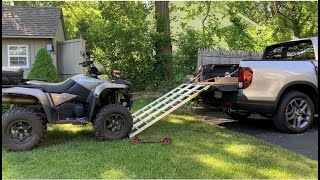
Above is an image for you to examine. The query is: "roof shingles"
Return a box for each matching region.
[2,6,62,37]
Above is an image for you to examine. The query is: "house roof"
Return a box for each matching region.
[2,6,63,38]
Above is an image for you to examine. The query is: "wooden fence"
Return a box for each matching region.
[197,48,263,66]
[58,38,86,80]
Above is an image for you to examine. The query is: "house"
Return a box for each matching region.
[2,6,85,80]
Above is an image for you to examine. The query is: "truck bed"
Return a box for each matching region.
[195,64,239,108]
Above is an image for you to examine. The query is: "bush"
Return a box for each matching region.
[27,48,59,82]
[2,104,10,114]
[173,28,201,81]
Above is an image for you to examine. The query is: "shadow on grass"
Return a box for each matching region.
[2,110,318,179]
[41,125,95,147]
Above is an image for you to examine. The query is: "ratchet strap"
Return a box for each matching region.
[129,136,172,145]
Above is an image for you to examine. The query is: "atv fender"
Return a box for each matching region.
[93,82,128,96]
[2,87,55,122]
[2,87,52,107]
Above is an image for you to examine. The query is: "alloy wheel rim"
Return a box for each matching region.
[105,114,125,133]
[285,97,311,129]
[8,121,33,143]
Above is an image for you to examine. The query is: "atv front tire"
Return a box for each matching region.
[94,104,133,141]
[2,108,47,151]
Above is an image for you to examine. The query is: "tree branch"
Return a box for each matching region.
[296,4,303,20]
[272,2,293,21]
[202,2,211,24]
[308,20,315,35]
[277,10,293,21]
[64,3,80,19]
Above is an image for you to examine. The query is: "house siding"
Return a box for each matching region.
[2,38,56,77]
[53,18,66,76]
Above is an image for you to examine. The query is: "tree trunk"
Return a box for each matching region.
[155,1,172,80]
[292,19,301,38]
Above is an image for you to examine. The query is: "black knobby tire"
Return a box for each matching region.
[94,104,133,141]
[224,108,251,121]
[2,108,47,151]
[273,91,314,133]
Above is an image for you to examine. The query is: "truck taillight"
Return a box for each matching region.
[238,67,253,89]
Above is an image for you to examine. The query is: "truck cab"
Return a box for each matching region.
[236,37,318,133]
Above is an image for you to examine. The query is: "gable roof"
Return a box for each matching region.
[2,6,63,38]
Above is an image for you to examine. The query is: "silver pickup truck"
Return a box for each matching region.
[236,37,318,133]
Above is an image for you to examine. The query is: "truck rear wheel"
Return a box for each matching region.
[2,108,47,151]
[94,104,133,141]
[273,91,314,133]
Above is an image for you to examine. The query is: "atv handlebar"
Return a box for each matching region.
[79,61,93,67]
[79,50,98,78]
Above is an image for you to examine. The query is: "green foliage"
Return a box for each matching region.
[173,28,201,80]
[2,104,10,114]
[60,2,160,91]
[96,2,158,91]
[171,2,223,81]
[27,48,59,82]
[222,1,318,50]
[6,1,318,90]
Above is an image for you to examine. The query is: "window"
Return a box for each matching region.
[286,42,315,60]
[8,45,29,68]
[264,46,283,59]
[264,40,315,60]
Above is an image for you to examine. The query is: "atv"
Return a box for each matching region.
[2,51,134,151]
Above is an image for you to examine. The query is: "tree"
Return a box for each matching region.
[224,1,318,43]
[96,1,157,90]
[28,48,59,82]
[270,1,318,38]
[6,1,160,90]
[170,2,223,79]
[154,1,173,80]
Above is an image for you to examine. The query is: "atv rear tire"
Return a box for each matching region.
[2,108,47,151]
[94,104,133,141]
[273,91,314,133]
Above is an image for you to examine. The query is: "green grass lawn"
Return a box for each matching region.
[2,97,318,179]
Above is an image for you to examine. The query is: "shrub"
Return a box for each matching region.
[2,104,10,114]
[27,48,59,82]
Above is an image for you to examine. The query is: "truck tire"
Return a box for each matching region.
[273,91,314,133]
[94,104,133,141]
[224,108,251,121]
[2,108,47,151]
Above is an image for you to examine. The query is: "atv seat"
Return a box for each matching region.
[26,79,76,93]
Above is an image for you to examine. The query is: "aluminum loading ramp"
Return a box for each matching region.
[129,83,211,138]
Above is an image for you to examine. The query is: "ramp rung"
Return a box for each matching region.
[132,84,188,115]
[132,87,201,130]
[151,107,167,113]
[129,83,210,138]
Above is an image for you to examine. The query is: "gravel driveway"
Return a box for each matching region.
[191,107,318,161]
